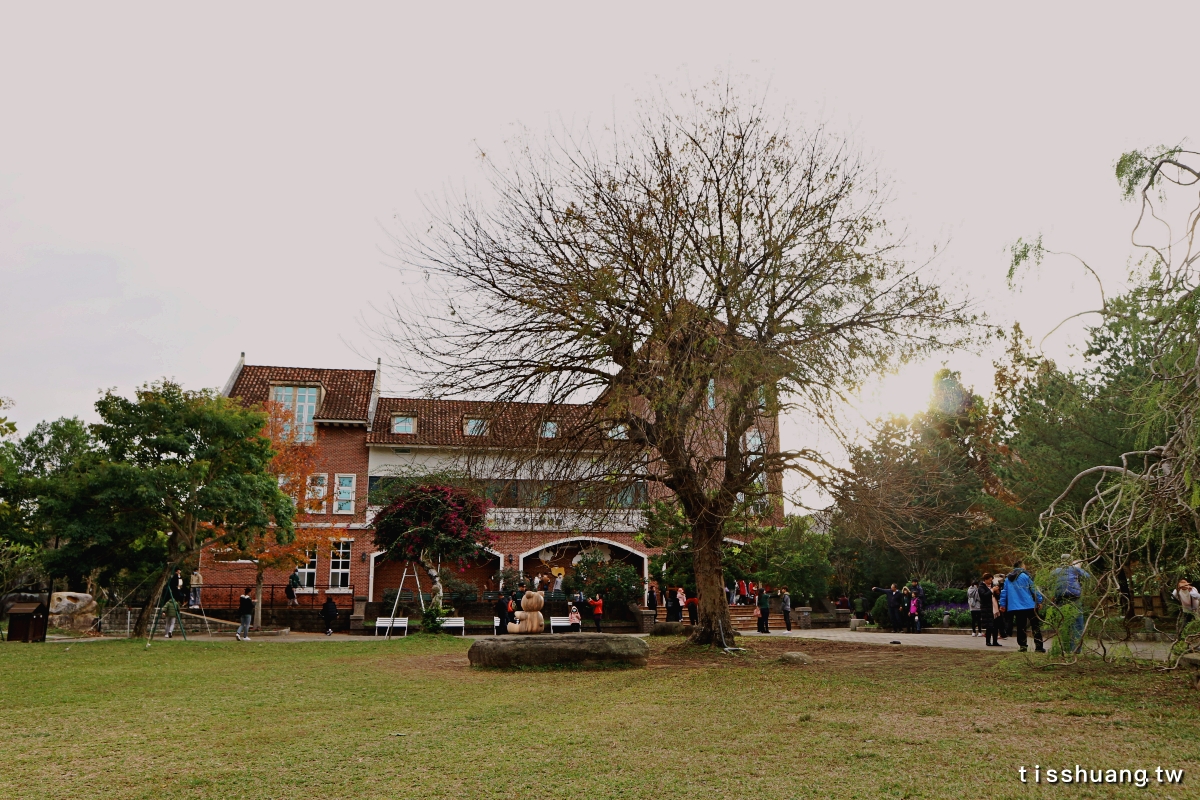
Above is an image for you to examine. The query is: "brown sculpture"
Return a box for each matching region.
[506,590,545,634]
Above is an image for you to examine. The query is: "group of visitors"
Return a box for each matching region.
[873,562,1048,651]
[530,571,564,594]
[493,580,603,633]
[727,578,768,606]
[871,579,929,635]
[648,583,698,624]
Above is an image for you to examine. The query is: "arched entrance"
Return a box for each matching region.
[518,537,648,602]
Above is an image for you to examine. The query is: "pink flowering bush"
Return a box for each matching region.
[373,485,494,609]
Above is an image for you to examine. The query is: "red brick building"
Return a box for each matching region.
[198,355,780,622]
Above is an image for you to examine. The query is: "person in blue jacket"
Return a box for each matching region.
[999,559,1046,653]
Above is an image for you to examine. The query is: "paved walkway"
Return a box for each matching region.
[739,628,1174,660]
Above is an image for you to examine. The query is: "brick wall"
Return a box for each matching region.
[200,423,373,600]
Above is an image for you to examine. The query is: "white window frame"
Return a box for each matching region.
[333,474,356,515]
[745,429,763,454]
[540,420,558,439]
[607,423,628,440]
[707,378,716,410]
[391,415,416,435]
[273,385,319,443]
[329,541,351,588]
[463,417,489,436]
[307,473,328,514]
[297,548,318,591]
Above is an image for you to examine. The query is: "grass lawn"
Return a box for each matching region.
[1,634,1196,799]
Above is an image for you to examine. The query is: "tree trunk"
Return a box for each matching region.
[419,557,443,609]
[133,564,173,637]
[254,569,264,629]
[689,523,735,646]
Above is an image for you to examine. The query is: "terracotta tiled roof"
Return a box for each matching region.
[367,397,595,447]
[228,365,377,422]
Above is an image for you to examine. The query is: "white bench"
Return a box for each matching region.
[549,616,573,633]
[440,616,466,636]
[375,617,408,637]
[494,616,505,635]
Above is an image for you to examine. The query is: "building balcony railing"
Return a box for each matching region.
[486,507,646,533]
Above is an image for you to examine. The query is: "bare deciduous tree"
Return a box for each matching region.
[385,81,974,644]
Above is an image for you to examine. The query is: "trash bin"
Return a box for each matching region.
[7,601,49,642]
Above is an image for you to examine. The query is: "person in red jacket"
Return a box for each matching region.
[587,593,604,632]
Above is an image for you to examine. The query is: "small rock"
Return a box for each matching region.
[780,651,812,665]
[1178,652,1200,669]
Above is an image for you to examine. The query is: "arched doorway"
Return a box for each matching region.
[518,537,648,602]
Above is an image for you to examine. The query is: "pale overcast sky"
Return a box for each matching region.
[2,3,1196,478]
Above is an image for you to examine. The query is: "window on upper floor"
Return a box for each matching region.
[273,385,318,442]
[391,415,415,435]
[745,429,764,454]
[334,474,356,514]
[540,420,558,439]
[607,423,628,440]
[707,378,716,410]
[463,417,489,436]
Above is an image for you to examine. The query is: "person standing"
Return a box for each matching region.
[493,592,510,635]
[685,594,698,625]
[978,573,1000,646]
[320,597,339,636]
[286,568,302,607]
[163,568,186,638]
[756,587,771,633]
[1171,578,1200,635]
[907,579,925,633]
[967,579,982,637]
[780,587,792,631]
[189,569,203,608]
[647,583,659,621]
[1051,554,1091,653]
[664,586,680,622]
[908,589,922,634]
[737,579,748,605]
[873,584,902,633]
[587,593,604,632]
[999,560,1045,653]
[236,587,254,641]
[994,575,1011,639]
[552,572,564,593]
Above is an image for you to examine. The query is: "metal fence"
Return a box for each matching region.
[192,584,356,610]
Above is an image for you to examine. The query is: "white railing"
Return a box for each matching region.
[486,507,646,532]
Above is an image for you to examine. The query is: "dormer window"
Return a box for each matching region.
[391,415,415,435]
[540,421,558,439]
[273,386,318,442]
[463,417,489,436]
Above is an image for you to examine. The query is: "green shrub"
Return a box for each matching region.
[871,594,889,623]
[421,604,450,633]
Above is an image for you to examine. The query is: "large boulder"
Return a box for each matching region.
[468,633,649,668]
[49,592,98,631]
